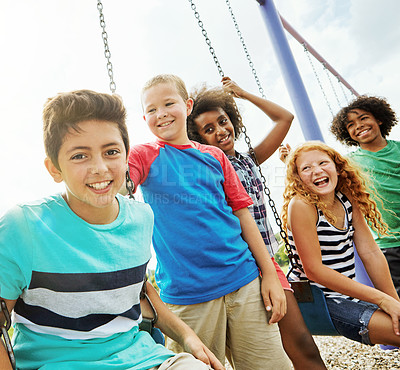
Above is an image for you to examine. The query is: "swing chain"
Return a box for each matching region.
[337,76,350,103]
[303,43,334,118]
[97,0,117,94]
[189,0,302,272]
[125,170,135,200]
[187,0,224,78]
[225,0,266,98]
[322,64,342,109]
[244,132,303,274]
[224,1,302,271]
[0,300,16,370]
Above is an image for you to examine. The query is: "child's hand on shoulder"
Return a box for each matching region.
[260,276,287,324]
[221,77,246,99]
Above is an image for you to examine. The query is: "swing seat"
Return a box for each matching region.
[139,318,165,345]
[292,281,339,336]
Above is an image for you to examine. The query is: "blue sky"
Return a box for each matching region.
[1,0,399,215]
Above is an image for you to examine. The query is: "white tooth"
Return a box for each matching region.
[90,181,110,190]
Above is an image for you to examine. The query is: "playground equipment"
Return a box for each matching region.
[96,0,398,348]
[188,0,343,336]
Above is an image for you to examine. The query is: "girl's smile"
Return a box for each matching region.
[296,150,338,202]
[194,108,236,156]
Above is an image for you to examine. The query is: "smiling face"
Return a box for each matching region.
[296,149,338,202]
[142,82,193,145]
[193,108,236,156]
[45,119,127,224]
[346,108,386,150]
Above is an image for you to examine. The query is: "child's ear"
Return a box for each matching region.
[186,98,194,116]
[44,157,63,183]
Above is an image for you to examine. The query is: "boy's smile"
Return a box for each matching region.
[45,119,127,224]
[346,109,386,151]
[194,108,236,156]
[142,82,193,145]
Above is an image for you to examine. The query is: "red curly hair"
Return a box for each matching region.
[281,141,388,236]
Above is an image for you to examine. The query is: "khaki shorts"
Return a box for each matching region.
[149,352,212,370]
[166,277,290,370]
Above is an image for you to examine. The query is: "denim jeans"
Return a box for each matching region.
[326,296,378,345]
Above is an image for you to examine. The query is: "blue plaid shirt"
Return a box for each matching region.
[228,152,279,257]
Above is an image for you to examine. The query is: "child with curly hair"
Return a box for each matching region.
[330,95,400,295]
[187,77,327,370]
[282,141,400,346]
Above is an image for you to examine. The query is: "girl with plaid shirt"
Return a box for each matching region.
[187,77,326,370]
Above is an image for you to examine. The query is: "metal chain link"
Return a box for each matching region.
[125,170,135,200]
[223,0,301,270]
[303,43,334,118]
[323,64,342,109]
[225,0,265,98]
[0,300,16,369]
[187,0,224,78]
[188,0,303,271]
[97,0,117,93]
[338,76,351,103]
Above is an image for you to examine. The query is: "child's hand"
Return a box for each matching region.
[378,295,400,336]
[260,276,287,324]
[221,77,246,99]
[183,335,225,370]
[279,143,291,163]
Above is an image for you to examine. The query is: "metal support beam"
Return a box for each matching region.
[257,0,324,141]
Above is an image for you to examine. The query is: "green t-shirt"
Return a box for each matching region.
[348,140,400,249]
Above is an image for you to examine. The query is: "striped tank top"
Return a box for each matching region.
[288,192,356,299]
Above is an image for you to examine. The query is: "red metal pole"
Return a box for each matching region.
[280,15,360,97]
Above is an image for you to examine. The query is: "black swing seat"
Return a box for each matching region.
[139,291,165,345]
[291,280,339,336]
[139,317,165,345]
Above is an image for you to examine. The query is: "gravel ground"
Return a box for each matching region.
[224,336,399,369]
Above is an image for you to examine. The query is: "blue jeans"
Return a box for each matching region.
[326,296,378,345]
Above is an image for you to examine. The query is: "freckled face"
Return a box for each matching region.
[194,108,235,156]
[296,150,338,200]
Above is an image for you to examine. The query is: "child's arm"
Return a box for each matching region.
[222,77,293,165]
[289,197,400,335]
[144,282,225,370]
[0,298,16,370]
[233,207,286,324]
[351,199,400,333]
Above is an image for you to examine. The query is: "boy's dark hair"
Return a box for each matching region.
[43,89,128,169]
[187,85,243,143]
[330,95,398,147]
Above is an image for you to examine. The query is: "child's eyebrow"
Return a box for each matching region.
[66,143,121,154]
[66,146,91,154]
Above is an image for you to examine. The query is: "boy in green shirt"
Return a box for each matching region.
[331,95,400,295]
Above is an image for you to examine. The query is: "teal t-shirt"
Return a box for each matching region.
[348,140,400,249]
[0,194,173,369]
